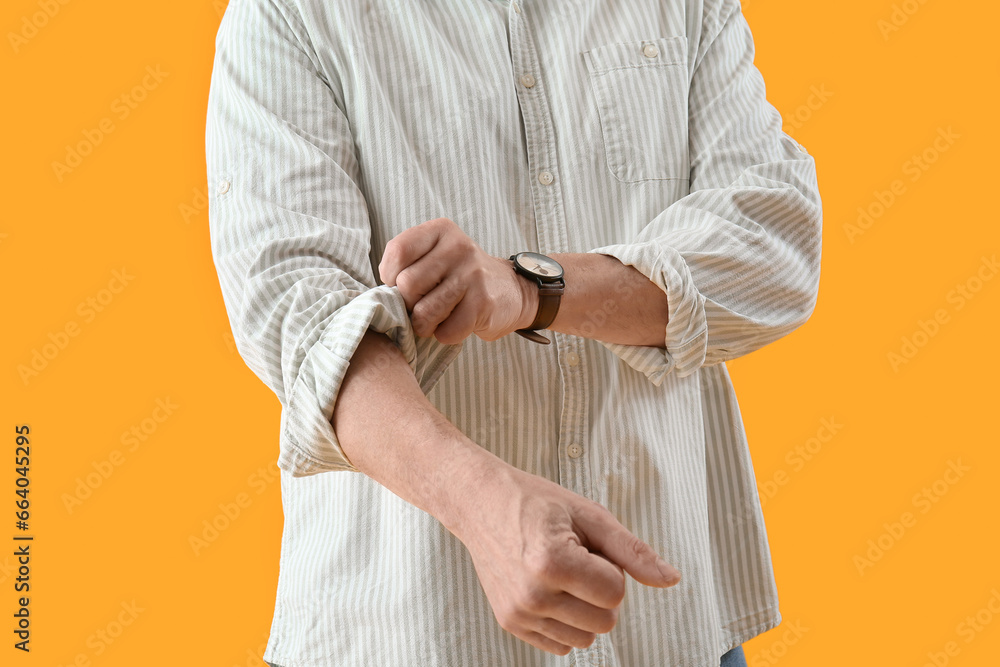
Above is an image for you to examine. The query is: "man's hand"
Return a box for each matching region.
[446,460,682,656]
[378,217,537,344]
[381,217,672,348]
[335,332,680,656]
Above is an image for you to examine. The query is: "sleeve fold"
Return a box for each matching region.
[205,0,460,477]
[589,0,822,384]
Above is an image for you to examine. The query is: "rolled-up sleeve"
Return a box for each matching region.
[205,0,459,476]
[590,0,823,384]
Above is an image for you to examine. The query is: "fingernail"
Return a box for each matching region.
[657,558,681,585]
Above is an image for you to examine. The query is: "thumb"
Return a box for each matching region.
[577,509,681,588]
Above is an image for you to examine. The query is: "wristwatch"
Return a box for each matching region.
[509,252,565,345]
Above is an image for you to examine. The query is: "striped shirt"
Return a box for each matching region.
[205,0,822,665]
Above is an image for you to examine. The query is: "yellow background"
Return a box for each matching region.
[2,0,997,665]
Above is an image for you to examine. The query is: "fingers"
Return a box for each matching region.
[548,544,627,610]
[520,630,572,656]
[501,596,614,655]
[545,591,620,635]
[378,218,452,287]
[380,219,524,344]
[411,278,468,340]
[428,296,478,344]
[535,617,597,650]
[573,504,681,588]
[395,253,452,312]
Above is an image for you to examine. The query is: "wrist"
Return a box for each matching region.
[434,439,517,539]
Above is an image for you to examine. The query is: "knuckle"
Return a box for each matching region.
[471,262,490,282]
[517,584,548,614]
[441,280,461,300]
[458,234,477,253]
[388,236,410,258]
[595,608,619,634]
[394,271,414,295]
[524,551,560,582]
[411,314,433,338]
[494,604,519,634]
[434,329,460,345]
[607,579,626,607]
[410,298,429,320]
[624,532,652,561]
[430,217,454,238]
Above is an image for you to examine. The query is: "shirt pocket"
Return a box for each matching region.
[583,36,690,183]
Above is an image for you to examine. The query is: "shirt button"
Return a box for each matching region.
[216,179,230,195]
[642,43,659,58]
[567,443,584,459]
[520,73,536,88]
[538,171,553,185]
[512,1,521,13]
[565,352,580,367]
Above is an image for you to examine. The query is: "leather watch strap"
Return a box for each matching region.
[529,283,563,330]
[510,252,564,345]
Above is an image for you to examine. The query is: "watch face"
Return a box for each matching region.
[515,252,564,280]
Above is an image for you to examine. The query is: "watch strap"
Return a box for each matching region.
[514,328,552,344]
[529,282,563,330]
[510,252,564,345]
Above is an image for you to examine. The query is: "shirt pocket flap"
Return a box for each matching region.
[583,35,688,73]
[583,36,690,183]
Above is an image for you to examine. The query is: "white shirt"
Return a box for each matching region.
[205,0,823,665]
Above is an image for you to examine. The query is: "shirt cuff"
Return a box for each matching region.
[587,241,707,384]
[278,285,463,477]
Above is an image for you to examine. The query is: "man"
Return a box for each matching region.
[206,0,822,665]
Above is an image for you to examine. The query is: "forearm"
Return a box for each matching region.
[332,329,679,655]
[544,253,668,349]
[332,329,501,532]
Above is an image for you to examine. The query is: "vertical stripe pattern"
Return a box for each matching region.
[205,0,822,665]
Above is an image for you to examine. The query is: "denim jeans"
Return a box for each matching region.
[721,645,748,667]
[266,645,747,666]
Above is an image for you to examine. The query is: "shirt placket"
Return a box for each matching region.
[506,3,609,666]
